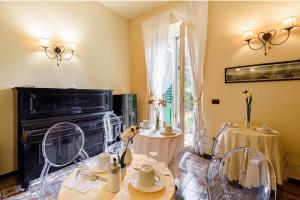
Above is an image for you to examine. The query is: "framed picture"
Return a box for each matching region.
[225,60,300,83]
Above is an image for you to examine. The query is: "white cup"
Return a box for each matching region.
[138,164,159,187]
[98,152,111,170]
[139,122,145,129]
[143,120,150,129]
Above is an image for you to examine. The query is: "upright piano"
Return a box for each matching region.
[15,87,112,188]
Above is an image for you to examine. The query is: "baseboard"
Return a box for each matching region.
[288,178,300,186]
[0,171,18,180]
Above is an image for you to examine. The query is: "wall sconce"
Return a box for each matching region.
[39,38,76,66]
[242,16,298,55]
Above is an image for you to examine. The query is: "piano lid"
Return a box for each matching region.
[15,87,113,120]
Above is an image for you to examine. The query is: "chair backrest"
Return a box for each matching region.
[39,122,89,199]
[206,122,231,184]
[42,122,86,167]
[211,122,231,160]
[219,147,273,200]
[103,112,122,143]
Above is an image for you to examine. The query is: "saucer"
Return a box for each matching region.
[160,129,176,136]
[87,160,109,173]
[130,170,166,193]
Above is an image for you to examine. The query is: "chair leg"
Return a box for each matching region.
[39,162,51,200]
[79,150,89,160]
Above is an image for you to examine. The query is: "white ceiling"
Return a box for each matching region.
[99,1,165,19]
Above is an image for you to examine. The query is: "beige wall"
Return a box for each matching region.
[204,1,300,155]
[129,1,300,157]
[0,2,130,175]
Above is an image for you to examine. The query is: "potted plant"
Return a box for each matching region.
[148,98,167,129]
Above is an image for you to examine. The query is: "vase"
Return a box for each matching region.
[155,111,160,130]
[124,147,133,166]
[245,106,251,129]
[120,167,126,181]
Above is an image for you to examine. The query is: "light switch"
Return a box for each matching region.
[212,99,220,104]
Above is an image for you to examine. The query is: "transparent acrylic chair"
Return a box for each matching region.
[39,122,89,199]
[197,128,208,156]
[214,147,275,200]
[206,122,231,184]
[169,123,231,200]
[103,111,124,154]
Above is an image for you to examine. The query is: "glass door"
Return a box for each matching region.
[163,22,194,147]
[183,27,194,146]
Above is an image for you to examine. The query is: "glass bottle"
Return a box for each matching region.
[108,158,121,193]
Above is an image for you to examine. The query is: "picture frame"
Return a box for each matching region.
[225,60,300,83]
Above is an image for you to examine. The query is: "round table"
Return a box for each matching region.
[57,154,175,200]
[133,128,184,165]
[222,126,284,185]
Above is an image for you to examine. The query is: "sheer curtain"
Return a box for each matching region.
[173,2,208,154]
[186,1,208,154]
[141,3,208,153]
[142,12,170,122]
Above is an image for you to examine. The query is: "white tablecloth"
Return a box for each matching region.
[133,129,184,165]
[222,126,284,185]
[58,154,175,200]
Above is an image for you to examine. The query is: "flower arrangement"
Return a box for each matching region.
[117,125,140,168]
[148,98,167,129]
[242,90,253,128]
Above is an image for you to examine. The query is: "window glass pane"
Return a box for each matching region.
[163,21,181,127]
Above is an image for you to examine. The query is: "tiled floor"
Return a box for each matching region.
[169,151,300,200]
[169,151,210,200]
[1,151,300,199]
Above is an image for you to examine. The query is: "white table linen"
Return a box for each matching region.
[133,128,184,165]
[58,154,175,200]
[222,126,284,185]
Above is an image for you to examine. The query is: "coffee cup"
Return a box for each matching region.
[139,122,145,129]
[138,164,159,187]
[143,120,150,129]
[164,126,173,135]
[98,152,111,170]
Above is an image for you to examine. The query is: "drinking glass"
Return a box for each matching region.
[147,151,160,171]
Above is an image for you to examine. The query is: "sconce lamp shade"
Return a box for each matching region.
[242,30,254,42]
[68,43,77,51]
[282,16,298,30]
[39,38,50,48]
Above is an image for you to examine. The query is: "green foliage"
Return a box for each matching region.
[117,150,127,168]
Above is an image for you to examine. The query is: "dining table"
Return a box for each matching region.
[221,124,284,185]
[57,154,175,200]
[133,128,184,165]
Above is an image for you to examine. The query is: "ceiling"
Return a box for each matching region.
[99,1,165,19]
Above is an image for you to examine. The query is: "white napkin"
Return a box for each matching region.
[63,177,98,193]
[255,127,279,135]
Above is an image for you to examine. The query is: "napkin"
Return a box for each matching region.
[255,127,279,135]
[64,178,96,193]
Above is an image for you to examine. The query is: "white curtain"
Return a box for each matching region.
[141,3,208,154]
[186,1,208,154]
[142,12,170,121]
[173,2,208,154]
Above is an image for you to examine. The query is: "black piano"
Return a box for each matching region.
[15,87,112,188]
